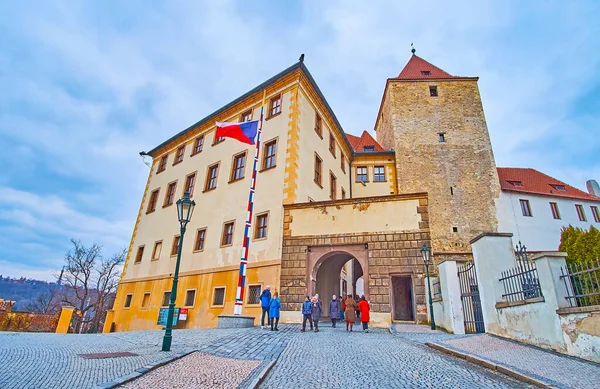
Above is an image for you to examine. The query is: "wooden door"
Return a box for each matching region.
[392,276,414,321]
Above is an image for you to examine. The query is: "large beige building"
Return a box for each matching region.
[109,52,499,331]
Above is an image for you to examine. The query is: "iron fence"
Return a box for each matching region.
[560,258,600,308]
[432,279,441,300]
[499,242,543,303]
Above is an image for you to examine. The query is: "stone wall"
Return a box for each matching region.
[0,311,60,332]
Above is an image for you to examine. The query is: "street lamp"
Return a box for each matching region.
[421,244,436,330]
[162,191,195,352]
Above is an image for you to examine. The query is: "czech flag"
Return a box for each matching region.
[215,121,259,145]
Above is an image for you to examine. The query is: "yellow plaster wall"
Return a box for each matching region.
[351,155,397,198]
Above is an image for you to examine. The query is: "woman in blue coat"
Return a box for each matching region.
[269,291,281,331]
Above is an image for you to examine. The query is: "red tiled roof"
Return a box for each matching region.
[397,55,460,80]
[345,130,385,152]
[497,167,599,201]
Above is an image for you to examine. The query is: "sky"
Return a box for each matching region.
[0,1,599,281]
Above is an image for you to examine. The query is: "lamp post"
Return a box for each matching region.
[421,244,436,330]
[162,191,195,352]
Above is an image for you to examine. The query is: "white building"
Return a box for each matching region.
[496,168,600,251]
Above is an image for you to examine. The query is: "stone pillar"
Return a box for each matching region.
[532,252,569,309]
[102,309,115,333]
[55,306,75,334]
[438,258,469,334]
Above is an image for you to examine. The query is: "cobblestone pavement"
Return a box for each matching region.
[121,351,260,389]
[260,324,530,388]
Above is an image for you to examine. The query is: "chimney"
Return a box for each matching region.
[586,179,600,197]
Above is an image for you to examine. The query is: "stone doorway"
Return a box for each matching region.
[392,276,414,321]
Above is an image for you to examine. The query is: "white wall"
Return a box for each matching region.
[496,191,600,251]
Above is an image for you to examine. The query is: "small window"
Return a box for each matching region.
[171,235,180,256]
[549,184,566,192]
[268,94,282,118]
[341,188,346,199]
[205,163,219,191]
[452,227,458,233]
[341,155,346,173]
[362,145,375,152]
[450,186,454,196]
[213,287,226,306]
[575,204,587,221]
[147,189,160,213]
[262,140,277,170]
[240,109,253,123]
[174,146,185,165]
[356,166,368,182]
[314,154,322,187]
[520,199,532,217]
[164,182,177,207]
[255,213,268,239]
[438,132,446,143]
[330,172,337,200]
[141,292,150,308]
[329,132,336,157]
[157,155,168,173]
[507,181,523,187]
[184,173,196,197]
[230,152,246,182]
[591,206,600,223]
[315,113,322,138]
[429,86,438,97]
[550,202,561,220]
[421,70,431,76]
[194,228,206,251]
[184,290,196,307]
[247,285,262,305]
[151,241,162,260]
[135,246,144,264]
[192,136,204,155]
[221,222,234,246]
[162,291,171,307]
[124,294,133,308]
[373,166,386,182]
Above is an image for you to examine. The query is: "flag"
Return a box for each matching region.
[215,121,259,145]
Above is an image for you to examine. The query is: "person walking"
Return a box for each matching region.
[301,296,313,332]
[311,295,323,332]
[344,295,357,332]
[354,294,361,322]
[338,295,344,322]
[357,295,371,332]
[269,291,281,331]
[260,285,271,329]
[329,295,341,328]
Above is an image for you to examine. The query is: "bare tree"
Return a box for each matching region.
[23,286,61,314]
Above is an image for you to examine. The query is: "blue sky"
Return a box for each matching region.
[1,1,599,281]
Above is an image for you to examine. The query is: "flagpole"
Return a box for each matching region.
[234,90,267,315]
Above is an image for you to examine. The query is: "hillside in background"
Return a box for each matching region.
[0,275,59,311]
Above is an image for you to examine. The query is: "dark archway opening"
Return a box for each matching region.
[313,253,364,317]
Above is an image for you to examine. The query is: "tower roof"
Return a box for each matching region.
[397,55,460,80]
[345,130,385,152]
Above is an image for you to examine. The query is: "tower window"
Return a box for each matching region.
[429,86,438,97]
[450,186,454,195]
[421,71,431,76]
[438,133,446,143]
[452,227,458,233]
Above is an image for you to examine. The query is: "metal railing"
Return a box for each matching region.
[499,242,543,303]
[432,279,441,300]
[560,259,600,308]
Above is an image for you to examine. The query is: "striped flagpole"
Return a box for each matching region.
[234,90,267,315]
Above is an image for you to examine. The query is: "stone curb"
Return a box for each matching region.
[425,342,556,388]
[96,350,195,389]
[247,359,277,389]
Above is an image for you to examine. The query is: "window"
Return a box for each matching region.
[184,290,196,307]
[162,291,171,307]
[341,155,346,173]
[363,145,375,152]
[184,173,196,196]
[174,145,185,165]
[205,163,219,191]
[221,222,234,246]
[213,287,225,306]
[141,292,150,308]
[575,204,587,221]
[255,213,268,239]
[429,86,438,97]
[230,152,246,182]
[330,172,337,200]
[164,182,177,207]
[450,186,454,195]
[314,154,322,187]
[315,113,322,138]
[171,235,180,256]
[592,206,600,223]
[341,188,346,199]
[374,166,386,182]
[247,285,262,305]
[453,227,458,233]
[151,241,162,260]
[240,109,252,123]
[262,140,277,170]
[356,166,368,182]
[157,156,168,173]
[550,202,561,219]
[421,70,431,76]
[135,246,144,263]
[192,136,204,155]
[507,181,523,187]
[124,294,133,308]
[268,94,281,118]
[213,132,225,144]
[520,199,532,217]
[329,132,336,157]
[438,132,446,143]
[194,229,206,251]
[147,189,160,213]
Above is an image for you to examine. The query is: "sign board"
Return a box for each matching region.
[157,308,179,326]
[179,308,188,321]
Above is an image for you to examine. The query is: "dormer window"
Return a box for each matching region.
[549,184,566,192]
[421,71,431,76]
[363,145,375,152]
[507,181,523,187]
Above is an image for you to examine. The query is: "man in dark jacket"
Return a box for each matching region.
[260,285,271,329]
